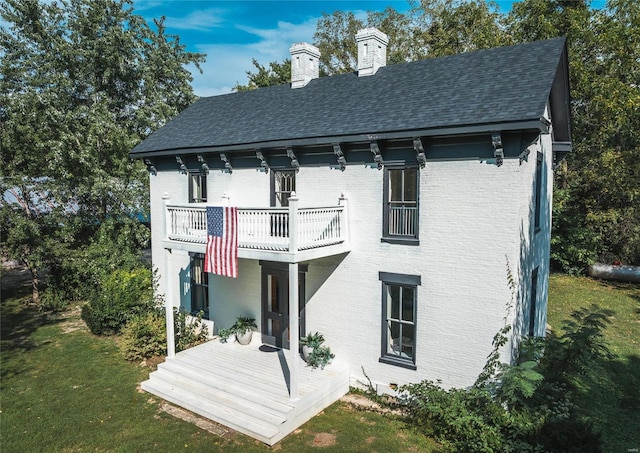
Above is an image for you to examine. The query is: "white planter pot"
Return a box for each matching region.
[302,345,313,362]
[236,330,253,346]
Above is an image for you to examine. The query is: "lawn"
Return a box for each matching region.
[0,285,437,452]
[1,273,638,452]
[547,274,640,452]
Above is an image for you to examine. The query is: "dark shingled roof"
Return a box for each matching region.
[131,37,569,157]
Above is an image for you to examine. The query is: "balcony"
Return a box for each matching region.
[161,195,350,262]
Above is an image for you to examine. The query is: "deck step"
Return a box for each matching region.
[148,365,292,424]
[141,378,280,443]
[140,341,350,446]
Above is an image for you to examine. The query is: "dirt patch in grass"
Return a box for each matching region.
[311,432,336,447]
[160,402,228,437]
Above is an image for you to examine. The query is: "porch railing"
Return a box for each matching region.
[164,198,347,253]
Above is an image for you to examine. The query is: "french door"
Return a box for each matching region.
[261,264,306,349]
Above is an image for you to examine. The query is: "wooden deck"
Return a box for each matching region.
[141,338,350,446]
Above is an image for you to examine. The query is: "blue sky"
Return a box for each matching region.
[133,1,605,97]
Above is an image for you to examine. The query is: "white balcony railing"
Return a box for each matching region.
[164,196,348,253]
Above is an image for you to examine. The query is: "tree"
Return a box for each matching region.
[507,0,640,269]
[233,58,291,91]
[0,0,205,305]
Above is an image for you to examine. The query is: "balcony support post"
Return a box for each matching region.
[288,261,299,400]
[162,193,176,359]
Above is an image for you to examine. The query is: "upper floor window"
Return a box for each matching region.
[534,152,543,231]
[379,271,421,370]
[189,171,207,203]
[271,170,296,207]
[383,166,419,244]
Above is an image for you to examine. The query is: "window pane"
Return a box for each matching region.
[387,320,401,355]
[387,285,400,320]
[389,169,403,202]
[402,286,415,322]
[402,323,415,358]
[404,168,417,202]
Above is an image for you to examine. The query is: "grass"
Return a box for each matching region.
[2,274,638,452]
[547,274,640,453]
[0,288,438,453]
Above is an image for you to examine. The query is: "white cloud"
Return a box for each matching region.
[162,8,226,31]
[190,17,320,97]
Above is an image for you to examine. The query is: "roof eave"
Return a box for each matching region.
[129,118,549,159]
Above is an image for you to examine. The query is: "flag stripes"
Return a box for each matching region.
[204,206,238,278]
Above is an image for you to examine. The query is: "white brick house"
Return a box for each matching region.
[130,32,571,445]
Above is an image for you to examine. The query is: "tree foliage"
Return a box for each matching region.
[0,0,205,304]
[238,0,640,269]
[233,58,291,91]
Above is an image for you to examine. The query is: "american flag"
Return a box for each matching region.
[204,206,238,278]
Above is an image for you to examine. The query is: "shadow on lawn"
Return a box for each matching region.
[0,282,64,384]
[571,304,640,450]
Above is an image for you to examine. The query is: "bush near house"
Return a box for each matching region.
[81,267,154,335]
[120,309,167,361]
[397,305,612,452]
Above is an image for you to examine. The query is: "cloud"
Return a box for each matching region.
[162,8,226,31]
[190,17,320,97]
[238,17,318,59]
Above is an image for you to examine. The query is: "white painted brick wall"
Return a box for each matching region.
[149,141,549,389]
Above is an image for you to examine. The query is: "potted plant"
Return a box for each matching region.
[217,327,234,344]
[300,331,325,361]
[307,345,334,369]
[233,316,257,345]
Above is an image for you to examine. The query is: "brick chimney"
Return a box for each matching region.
[356,28,388,77]
[290,42,320,88]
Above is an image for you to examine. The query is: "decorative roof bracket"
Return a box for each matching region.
[413,137,427,169]
[491,131,504,167]
[333,143,346,171]
[519,148,530,165]
[220,153,233,173]
[256,150,269,173]
[176,156,188,174]
[370,141,383,170]
[143,158,157,176]
[286,147,300,172]
[197,154,210,175]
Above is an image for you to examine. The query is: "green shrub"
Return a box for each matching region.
[174,309,208,352]
[120,310,166,361]
[397,305,610,452]
[81,267,154,335]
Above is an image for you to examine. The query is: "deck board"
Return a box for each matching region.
[141,338,349,445]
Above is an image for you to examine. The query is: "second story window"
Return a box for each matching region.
[271,170,296,207]
[534,152,543,232]
[383,166,419,244]
[189,171,207,203]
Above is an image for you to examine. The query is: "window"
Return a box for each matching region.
[190,254,209,319]
[383,166,419,244]
[189,172,207,203]
[379,272,421,370]
[528,267,539,337]
[534,152,543,231]
[271,170,296,207]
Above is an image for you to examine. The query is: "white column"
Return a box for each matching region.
[289,262,299,400]
[288,192,300,400]
[288,192,299,254]
[339,192,349,246]
[162,193,176,359]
